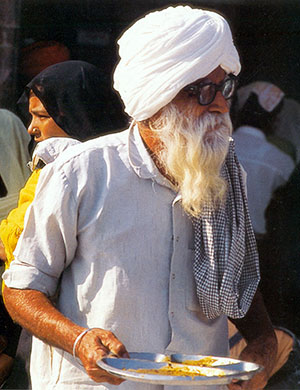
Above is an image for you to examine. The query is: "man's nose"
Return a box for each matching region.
[27,121,35,135]
[207,91,229,114]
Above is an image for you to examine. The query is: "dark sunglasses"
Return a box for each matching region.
[183,74,238,106]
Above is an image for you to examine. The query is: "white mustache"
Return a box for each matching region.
[153,106,232,216]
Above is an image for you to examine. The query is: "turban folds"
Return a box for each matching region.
[113,5,241,121]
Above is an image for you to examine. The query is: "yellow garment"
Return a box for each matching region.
[0,109,31,221]
[0,169,41,274]
[0,137,81,277]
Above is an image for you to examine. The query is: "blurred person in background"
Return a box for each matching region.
[272,96,300,163]
[232,81,295,237]
[230,82,300,389]
[0,110,31,222]
[18,40,71,86]
[0,108,31,386]
[257,163,300,388]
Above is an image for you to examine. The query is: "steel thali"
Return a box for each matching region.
[97,352,263,386]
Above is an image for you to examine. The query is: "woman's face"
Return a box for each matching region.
[27,92,69,142]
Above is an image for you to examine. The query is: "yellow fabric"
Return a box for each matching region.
[0,169,41,276]
[0,109,31,222]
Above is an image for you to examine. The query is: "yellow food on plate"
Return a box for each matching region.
[181,357,218,366]
[127,362,225,377]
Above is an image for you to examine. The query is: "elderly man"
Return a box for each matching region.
[3,5,276,390]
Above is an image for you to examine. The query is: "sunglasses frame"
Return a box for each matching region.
[183,74,238,106]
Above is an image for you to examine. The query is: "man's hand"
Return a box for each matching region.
[3,287,128,384]
[228,289,278,390]
[74,328,129,384]
[228,333,277,389]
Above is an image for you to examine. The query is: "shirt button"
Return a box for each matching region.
[172,273,175,280]
[175,236,179,242]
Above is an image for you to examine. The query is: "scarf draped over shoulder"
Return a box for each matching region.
[193,140,260,319]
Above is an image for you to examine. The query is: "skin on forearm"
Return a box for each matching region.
[3,286,128,385]
[3,286,85,354]
[229,289,275,343]
[3,287,129,385]
[228,289,278,389]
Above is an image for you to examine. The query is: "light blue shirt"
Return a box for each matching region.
[4,125,228,390]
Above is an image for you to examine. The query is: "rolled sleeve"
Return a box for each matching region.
[3,161,78,296]
[3,261,58,296]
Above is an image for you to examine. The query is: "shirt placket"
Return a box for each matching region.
[167,194,190,348]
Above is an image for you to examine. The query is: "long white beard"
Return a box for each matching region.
[148,104,232,217]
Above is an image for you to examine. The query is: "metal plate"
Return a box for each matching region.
[129,352,168,362]
[97,352,263,386]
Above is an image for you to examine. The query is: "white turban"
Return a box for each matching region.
[113,5,241,121]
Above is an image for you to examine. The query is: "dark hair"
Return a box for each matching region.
[18,61,127,141]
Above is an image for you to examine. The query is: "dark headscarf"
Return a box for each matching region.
[18,60,125,141]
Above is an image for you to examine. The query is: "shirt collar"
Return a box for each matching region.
[28,137,81,171]
[128,122,175,190]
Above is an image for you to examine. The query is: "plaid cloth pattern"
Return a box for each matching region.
[192,139,260,319]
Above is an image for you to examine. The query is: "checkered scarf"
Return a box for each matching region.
[192,139,260,319]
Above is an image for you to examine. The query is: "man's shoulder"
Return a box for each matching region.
[32,137,81,168]
[54,128,130,166]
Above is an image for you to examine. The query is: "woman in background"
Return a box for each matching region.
[0,108,31,386]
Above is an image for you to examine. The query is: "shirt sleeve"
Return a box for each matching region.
[3,162,78,297]
[0,169,41,271]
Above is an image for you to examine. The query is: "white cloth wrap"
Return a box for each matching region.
[236,81,285,113]
[113,5,241,121]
